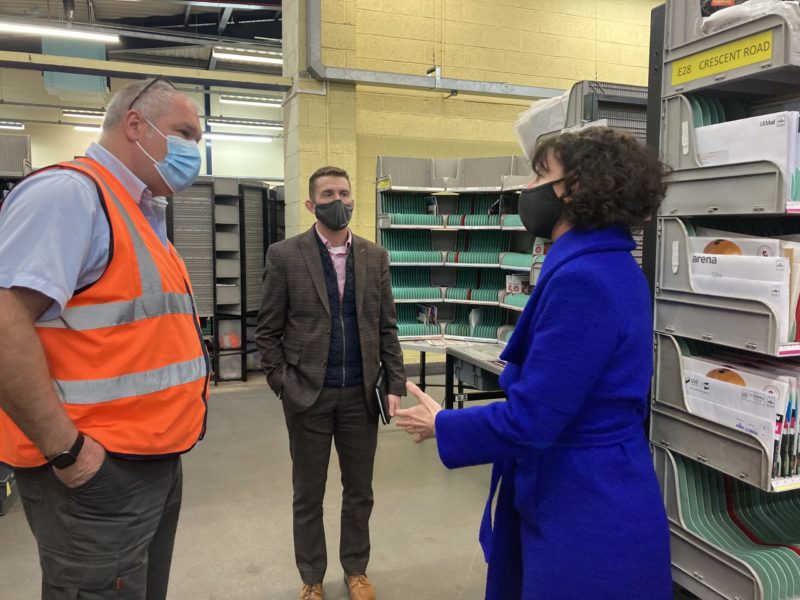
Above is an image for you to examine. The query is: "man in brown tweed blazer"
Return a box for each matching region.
[255,166,406,600]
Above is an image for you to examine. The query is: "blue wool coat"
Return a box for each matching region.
[435,226,672,600]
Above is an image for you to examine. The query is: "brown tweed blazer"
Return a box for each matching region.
[255,226,406,412]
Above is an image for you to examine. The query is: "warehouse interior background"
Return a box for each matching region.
[0,0,660,241]
[0,2,728,599]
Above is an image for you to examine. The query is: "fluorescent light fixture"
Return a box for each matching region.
[204,132,272,143]
[0,121,24,130]
[62,109,106,120]
[220,95,282,108]
[74,125,102,133]
[207,118,282,131]
[0,22,120,43]
[191,2,271,8]
[212,47,282,66]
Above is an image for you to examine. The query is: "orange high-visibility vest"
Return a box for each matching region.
[0,157,209,468]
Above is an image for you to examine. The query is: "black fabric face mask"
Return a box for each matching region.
[518,179,565,239]
[315,199,353,231]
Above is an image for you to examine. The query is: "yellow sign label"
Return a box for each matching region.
[377,176,392,191]
[671,30,773,86]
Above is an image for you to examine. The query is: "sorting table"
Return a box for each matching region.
[444,342,507,409]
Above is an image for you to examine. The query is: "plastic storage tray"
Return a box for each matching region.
[453,358,501,391]
[214,204,239,224]
[217,353,243,381]
[216,285,241,305]
[663,2,800,98]
[659,95,792,216]
[650,333,800,492]
[653,446,765,600]
[654,217,800,356]
[215,231,240,252]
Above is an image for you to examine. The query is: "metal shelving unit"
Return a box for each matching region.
[168,176,215,319]
[212,177,247,382]
[648,2,800,598]
[375,156,531,343]
[168,177,284,382]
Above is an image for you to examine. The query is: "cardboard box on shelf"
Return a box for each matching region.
[505,274,531,294]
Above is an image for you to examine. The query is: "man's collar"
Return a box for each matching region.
[314,223,352,249]
[86,143,150,205]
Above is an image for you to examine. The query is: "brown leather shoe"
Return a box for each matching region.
[298,583,323,600]
[344,575,376,600]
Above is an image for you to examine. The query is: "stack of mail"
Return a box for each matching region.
[680,349,800,483]
[682,354,800,477]
[690,227,800,343]
[694,111,800,204]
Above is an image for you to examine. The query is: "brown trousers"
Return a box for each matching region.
[283,385,379,584]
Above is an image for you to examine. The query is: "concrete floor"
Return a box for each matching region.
[0,375,491,599]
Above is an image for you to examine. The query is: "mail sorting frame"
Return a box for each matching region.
[646,2,800,599]
[240,180,270,373]
[167,176,216,319]
[213,177,248,383]
[375,157,534,345]
[653,445,767,600]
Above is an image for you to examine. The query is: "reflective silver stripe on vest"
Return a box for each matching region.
[54,355,207,405]
[37,292,194,330]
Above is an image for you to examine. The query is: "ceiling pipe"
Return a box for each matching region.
[305,0,562,100]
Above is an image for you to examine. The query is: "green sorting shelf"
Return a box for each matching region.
[673,453,800,600]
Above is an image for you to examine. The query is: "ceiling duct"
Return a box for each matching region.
[42,38,109,105]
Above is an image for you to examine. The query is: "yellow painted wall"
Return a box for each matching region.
[281,0,661,364]
[304,0,661,242]
[322,0,659,89]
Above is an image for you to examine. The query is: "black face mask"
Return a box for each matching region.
[518,179,564,239]
[315,199,353,231]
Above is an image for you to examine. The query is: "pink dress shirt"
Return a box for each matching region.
[315,225,352,299]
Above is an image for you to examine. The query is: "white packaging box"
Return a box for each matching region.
[694,111,799,202]
[682,356,789,460]
[683,355,789,423]
[505,274,530,294]
[690,253,792,342]
[532,238,551,256]
[696,228,800,339]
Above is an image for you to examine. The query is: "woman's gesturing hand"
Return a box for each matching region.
[395,381,442,443]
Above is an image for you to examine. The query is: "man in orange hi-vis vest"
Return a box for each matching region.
[0,77,209,600]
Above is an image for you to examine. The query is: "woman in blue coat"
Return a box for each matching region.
[396,127,672,600]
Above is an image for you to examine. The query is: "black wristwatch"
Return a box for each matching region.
[48,432,85,469]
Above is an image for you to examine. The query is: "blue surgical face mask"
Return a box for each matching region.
[137,118,201,194]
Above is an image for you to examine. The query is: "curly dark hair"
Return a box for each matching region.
[531,127,669,230]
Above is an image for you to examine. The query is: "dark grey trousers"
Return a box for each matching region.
[14,455,182,600]
[283,385,379,584]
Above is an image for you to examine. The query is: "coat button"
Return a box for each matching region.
[322,360,327,366]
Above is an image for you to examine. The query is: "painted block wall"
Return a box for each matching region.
[281,0,659,240]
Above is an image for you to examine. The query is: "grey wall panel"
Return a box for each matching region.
[170,182,214,317]
[243,185,266,311]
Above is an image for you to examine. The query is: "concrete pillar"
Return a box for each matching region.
[282,0,358,239]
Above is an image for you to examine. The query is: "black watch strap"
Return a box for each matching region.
[49,432,85,470]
